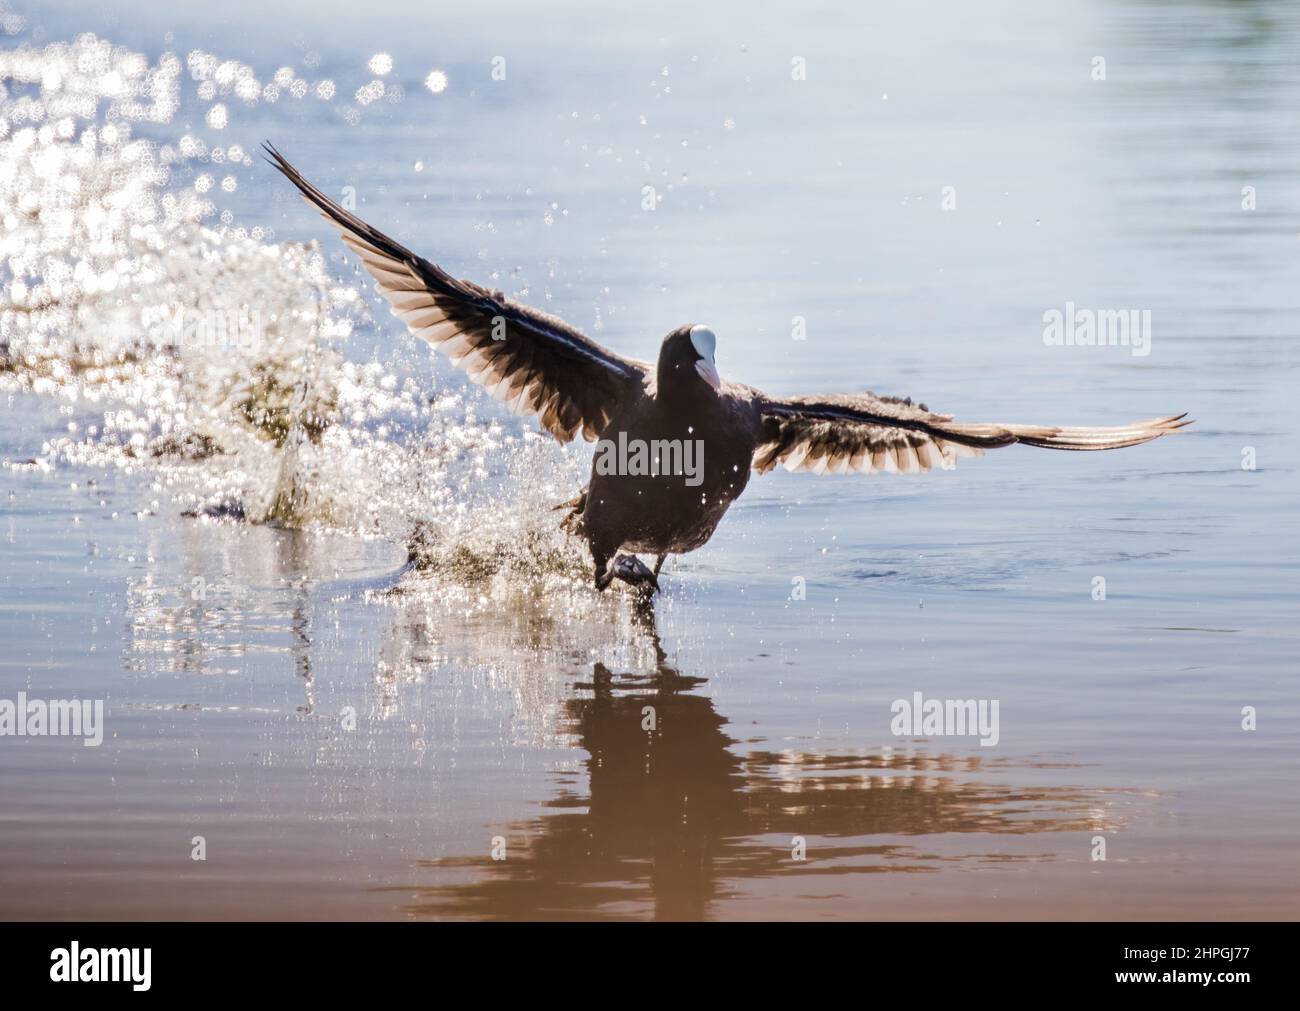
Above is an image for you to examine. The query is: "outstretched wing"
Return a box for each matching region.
[263,144,648,443]
[752,390,1190,475]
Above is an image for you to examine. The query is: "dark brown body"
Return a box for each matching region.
[579,380,763,575]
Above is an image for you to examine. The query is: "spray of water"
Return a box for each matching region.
[0,32,592,590]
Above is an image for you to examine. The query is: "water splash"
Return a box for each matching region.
[0,32,590,589]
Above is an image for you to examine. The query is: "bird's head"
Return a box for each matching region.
[658,324,720,394]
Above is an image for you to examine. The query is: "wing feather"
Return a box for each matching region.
[263,143,648,443]
[752,390,1190,475]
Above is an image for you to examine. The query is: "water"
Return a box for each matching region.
[1,0,1297,920]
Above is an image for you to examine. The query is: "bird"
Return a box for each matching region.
[263,144,1191,594]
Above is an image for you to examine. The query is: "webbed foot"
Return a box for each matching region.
[611,553,660,594]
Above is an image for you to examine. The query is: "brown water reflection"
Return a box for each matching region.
[103,525,1140,921]
[123,525,336,714]
[393,607,1119,921]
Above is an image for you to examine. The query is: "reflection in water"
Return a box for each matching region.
[391,605,1122,921]
[112,498,1140,921]
[123,521,358,713]
[107,502,1148,923]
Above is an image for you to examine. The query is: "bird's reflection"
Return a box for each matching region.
[118,530,1135,921]
[396,601,1121,921]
